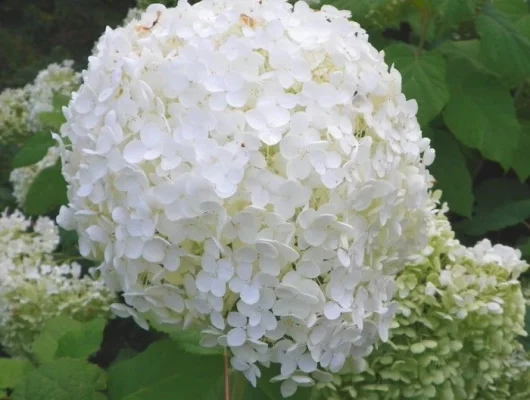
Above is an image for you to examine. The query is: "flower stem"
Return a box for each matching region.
[224,348,230,400]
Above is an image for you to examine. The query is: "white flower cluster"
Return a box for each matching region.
[0,210,115,357]
[26,60,80,131]
[0,87,30,145]
[320,196,530,399]
[57,0,435,395]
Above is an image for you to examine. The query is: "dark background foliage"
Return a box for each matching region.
[0,0,134,91]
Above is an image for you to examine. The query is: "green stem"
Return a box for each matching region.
[230,371,247,400]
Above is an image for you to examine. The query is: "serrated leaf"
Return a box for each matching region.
[0,359,33,389]
[23,162,67,216]
[107,340,223,400]
[12,132,55,168]
[431,0,477,32]
[55,318,106,360]
[442,58,521,168]
[476,4,530,82]
[456,199,530,235]
[512,121,530,181]
[384,44,449,126]
[11,359,106,400]
[38,111,65,130]
[429,130,473,217]
[32,316,82,364]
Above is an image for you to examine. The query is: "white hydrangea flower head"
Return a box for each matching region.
[0,210,115,357]
[27,60,80,131]
[57,0,435,394]
[9,146,60,206]
[319,197,530,400]
[0,86,31,145]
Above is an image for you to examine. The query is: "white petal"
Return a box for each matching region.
[123,140,147,164]
[280,380,297,398]
[227,327,246,347]
[143,239,166,262]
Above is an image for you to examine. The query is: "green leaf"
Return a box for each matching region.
[11,359,107,400]
[107,340,223,400]
[32,316,82,364]
[23,162,67,216]
[52,92,70,111]
[516,14,530,39]
[517,236,530,261]
[456,199,530,235]
[12,132,55,168]
[475,178,530,210]
[436,40,494,75]
[384,44,449,126]
[442,58,521,168]
[457,178,530,235]
[493,0,529,22]
[431,0,477,32]
[429,130,473,217]
[476,4,530,82]
[323,0,403,29]
[168,328,224,356]
[0,359,33,389]
[38,111,65,130]
[512,121,530,181]
[56,318,106,360]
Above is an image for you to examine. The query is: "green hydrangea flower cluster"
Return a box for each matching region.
[0,60,79,146]
[318,196,529,400]
[0,86,31,145]
[0,210,115,357]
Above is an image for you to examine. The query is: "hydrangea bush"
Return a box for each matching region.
[7,61,80,206]
[0,87,30,145]
[0,210,115,357]
[57,0,436,394]
[317,195,530,399]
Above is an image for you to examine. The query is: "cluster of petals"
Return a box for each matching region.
[0,210,115,356]
[322,195,530,400]
[57,0,435,394]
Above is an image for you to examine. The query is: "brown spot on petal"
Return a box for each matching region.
[240,14,256,28]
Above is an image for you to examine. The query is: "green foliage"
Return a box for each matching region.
[32,316,105,364]
[385,44,450,125]
[456,178,530,235]
[11,359,107,400]
[107,340,223,400]
[0,0,135,91]
[55,318,106,361]
[23,162,67,216]
[0,359,33,390]
[443,58,521,168]
[476,4,530,83]
[429,129,474,216]
[12,132,55,168]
